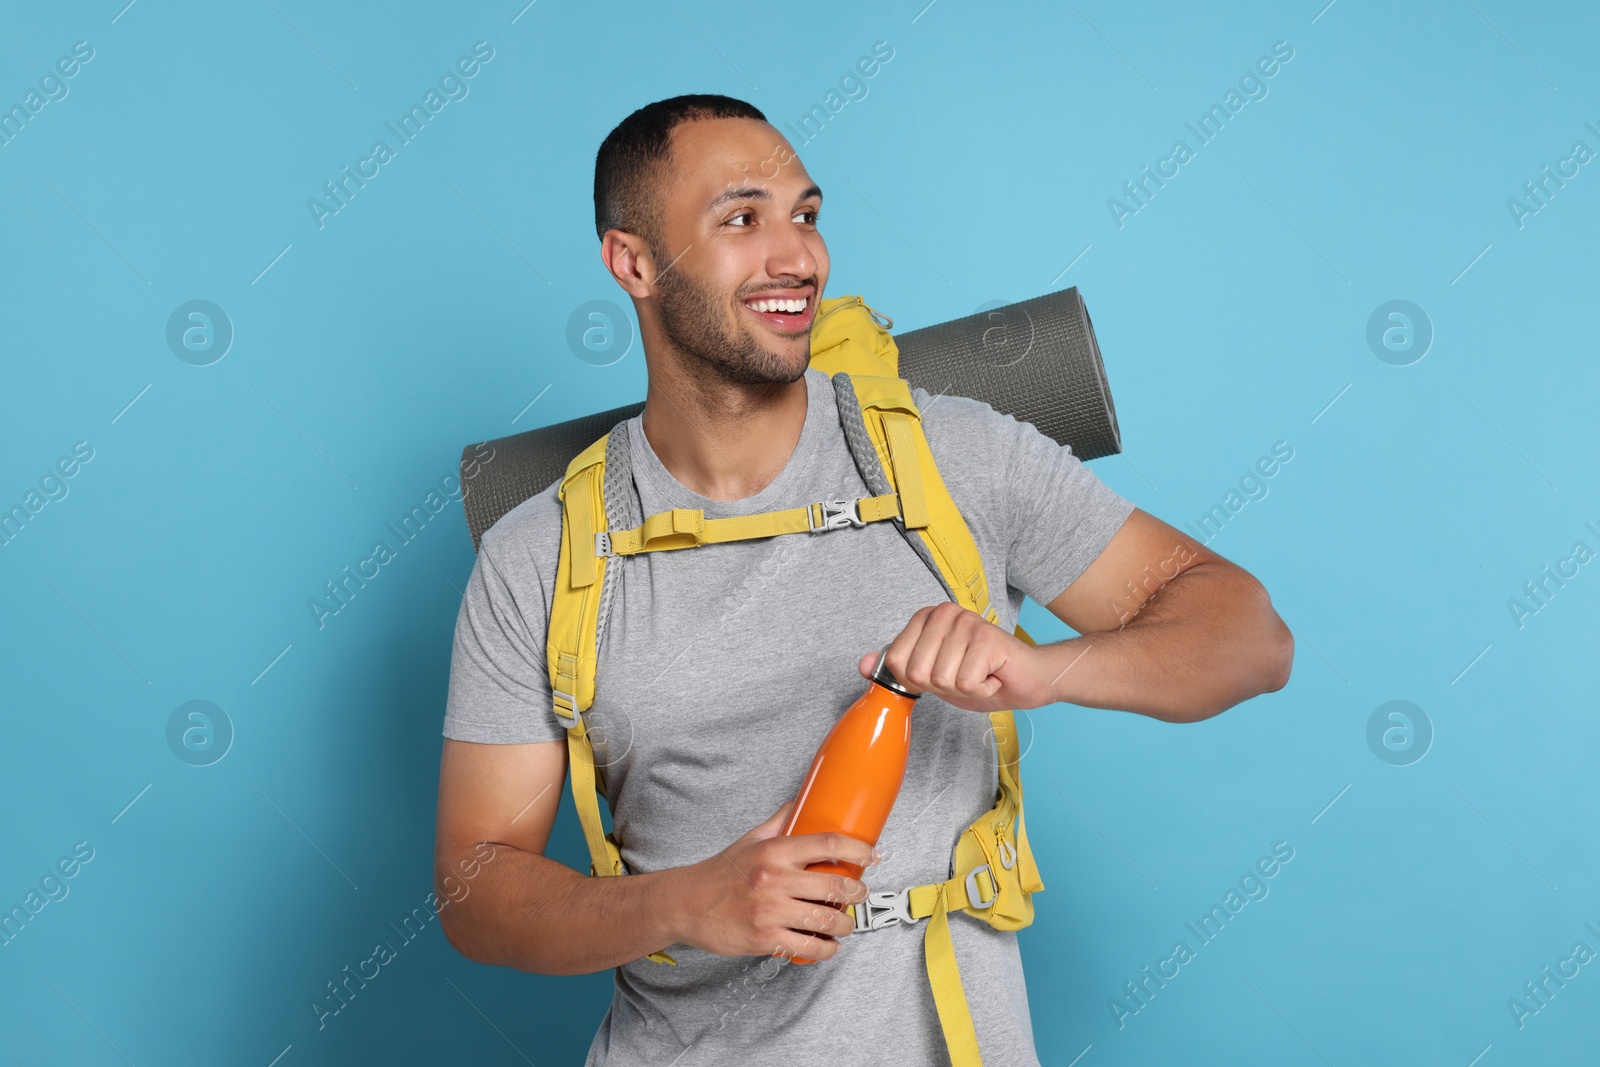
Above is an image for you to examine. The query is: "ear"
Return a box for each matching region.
[601,229,660,301]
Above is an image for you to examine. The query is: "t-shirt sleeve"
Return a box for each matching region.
[914,388,1136,610]
[1001,410,1136,607]
[442,525,566,745]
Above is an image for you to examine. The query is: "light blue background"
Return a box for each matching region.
[3,0,1597,1063]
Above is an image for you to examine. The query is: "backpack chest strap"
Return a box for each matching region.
[597,492,902,557]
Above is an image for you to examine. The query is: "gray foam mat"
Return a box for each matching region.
[460,286,1121,552]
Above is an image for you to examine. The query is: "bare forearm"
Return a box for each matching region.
[1038,562,1293,722]
[440,847,681,975]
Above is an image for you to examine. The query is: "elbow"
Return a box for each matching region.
[437,896,522,971]
[436,886,486,964]
[1177,612,1293,724]
[432,864,500,968]
[434,870,561,976]
[437,899,476,961]
[1262,614,1294,694]
[1237,610,1294,702]
[1236,572,1294,697]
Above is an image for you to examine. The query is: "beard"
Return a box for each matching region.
[653,260,810,388]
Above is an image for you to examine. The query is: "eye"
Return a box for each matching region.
[794,207,820,225]
[726,209,755,227]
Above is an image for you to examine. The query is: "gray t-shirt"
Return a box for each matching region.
[444,367,1135,1066]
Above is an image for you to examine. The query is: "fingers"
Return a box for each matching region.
[881,603,1017,704]
[882,606,934,689]
[761,893,858,961]
[955,640,1004,696]
[755,857,869,915]
[796,905,855,944]
[742,800,794,843]
[783,829,878,873]
[701,819,885,962]
[790,868,869,909]
[724,868,858,960]
[783,892,857,933]
[886,602,970,692]
[772,926,844,962]
[925,609,970,691]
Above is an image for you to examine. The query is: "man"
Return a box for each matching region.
[435,94,1293,1065]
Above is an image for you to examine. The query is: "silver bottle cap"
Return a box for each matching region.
[870,647,919,699]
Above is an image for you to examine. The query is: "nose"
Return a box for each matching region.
[766,214,820,282]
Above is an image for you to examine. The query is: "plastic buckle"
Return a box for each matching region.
[594,531,613,557]
[809,497,865,533]
[551,690,579,730]
[852,888,917,932]
[964,864,997,910]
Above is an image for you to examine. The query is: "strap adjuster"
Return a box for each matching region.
[551,689,579,730]
[964,864,997,910]
[851,888,917,932]
[809,497,865,532]
[594,531,613,557]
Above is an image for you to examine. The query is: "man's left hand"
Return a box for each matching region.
[860,603,1051,713]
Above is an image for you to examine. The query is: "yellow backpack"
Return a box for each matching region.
[547,295,1044,1067]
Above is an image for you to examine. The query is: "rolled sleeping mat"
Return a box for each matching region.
[459,285,1121,552]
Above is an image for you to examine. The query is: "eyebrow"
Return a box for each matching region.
[705,183,823,214]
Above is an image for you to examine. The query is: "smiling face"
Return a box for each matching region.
[640,117,829,387]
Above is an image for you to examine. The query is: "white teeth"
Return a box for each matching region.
[746,296,807,314]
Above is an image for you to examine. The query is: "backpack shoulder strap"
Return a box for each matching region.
[549,432,609,721]
[813,296,996,620]
[832,371,997,622]
[548,426,675,963]
[832,367,1045,1067]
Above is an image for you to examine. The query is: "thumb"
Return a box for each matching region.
[858,651,876,679]
[745,799,794,841]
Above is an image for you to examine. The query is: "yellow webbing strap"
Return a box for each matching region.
[879,627,1042,1067]
[606,494,901,557]
[851,379,1046,1066]
[848,375,994,624]
[564,720,622,872]
[882,413,929,529]
[921,882,982,1064]
[549,436,607,710]
[550,437,675,964]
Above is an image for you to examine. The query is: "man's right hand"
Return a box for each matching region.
[662,800,876,962]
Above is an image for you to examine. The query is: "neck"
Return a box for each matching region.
[639,368,810,503]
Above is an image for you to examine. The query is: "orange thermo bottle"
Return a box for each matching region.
[779,649,920,963]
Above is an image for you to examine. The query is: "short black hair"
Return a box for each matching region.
[593,94,767,247]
